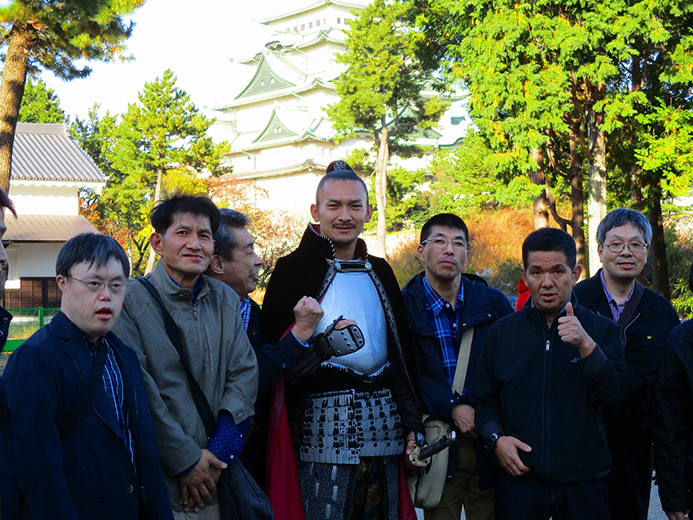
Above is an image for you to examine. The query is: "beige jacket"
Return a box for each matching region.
[113,261,258,510]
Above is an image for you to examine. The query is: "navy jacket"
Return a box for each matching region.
[3,312,172,520]
[653,320,693,513]
[402,272,513,483]
[240,299,307,489]
[474,298,627,483]
[574,271,679,449]
[0,307,16,520]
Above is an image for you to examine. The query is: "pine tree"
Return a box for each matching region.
[0,0,144,190]
[18,77,65,123]
[329,0,447,257]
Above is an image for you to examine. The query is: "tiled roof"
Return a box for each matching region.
[11,123,107,183]
[4,214,99,242]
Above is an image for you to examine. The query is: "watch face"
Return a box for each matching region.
[486,432,500,451]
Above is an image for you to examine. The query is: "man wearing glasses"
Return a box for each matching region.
[402,213,513,520]
[574,208,679,520]
[4,233,172,520]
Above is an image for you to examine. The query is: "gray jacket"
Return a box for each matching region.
[113,262,258,509]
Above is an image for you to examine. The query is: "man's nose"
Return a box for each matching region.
[253,251,263,267]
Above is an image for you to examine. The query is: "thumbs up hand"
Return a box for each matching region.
[558,302,596,357]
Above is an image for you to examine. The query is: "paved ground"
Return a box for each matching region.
[415,484,669,519]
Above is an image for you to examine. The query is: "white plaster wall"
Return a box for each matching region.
[10,184,79,216]
[255,171,323,213]
[5,242,63,288]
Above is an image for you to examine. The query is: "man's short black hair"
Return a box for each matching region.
[213,208,250,261]
[149,192,221,235]
[0,189,16,218]
[420,213,469,244]
[596,208,652,246]
[522,227,577,269]
[56,233,130,279]
[316,169,369,205]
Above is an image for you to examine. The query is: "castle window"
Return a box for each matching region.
[309,22,313,28]
[337,17,341,24]
[316,20,321,27]
[301,24,305,30]
[294,26,298,31]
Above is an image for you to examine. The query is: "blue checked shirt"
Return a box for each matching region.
[423,275,464,390]
[240,296,252,333]
[88,336,135,466]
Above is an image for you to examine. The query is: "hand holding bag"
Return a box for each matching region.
[407,326,474,509]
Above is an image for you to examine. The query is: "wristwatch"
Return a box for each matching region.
[485,432,502,451]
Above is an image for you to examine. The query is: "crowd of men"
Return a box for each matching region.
[0,161,692,520]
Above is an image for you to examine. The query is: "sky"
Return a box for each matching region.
[41,0,291,121]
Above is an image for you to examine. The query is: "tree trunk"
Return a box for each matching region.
[145,168,164,274]
[374,124,389,259]
[0,24,33,192]
[647,195,671,299]
[586,106,607,278]
[530,148,550,229]
[569,118,586,277]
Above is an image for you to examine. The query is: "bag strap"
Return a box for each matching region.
[137,277,217,438]
[451,326,474,395]
[616,281,644,345]
[58,340,107,444]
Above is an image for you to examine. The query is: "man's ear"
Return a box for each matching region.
[209,255,225,275]
[56,275,68,295]
[150,232,163,256]
[364,203,373,223]
[310,203,320,222]
[416,243,425,264]
[572,264,583,286]
[520,266,527,287]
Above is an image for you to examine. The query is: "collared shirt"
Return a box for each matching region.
[240,296,251,333]
[87,336,135,466]
[168,274,204,304]
[423,275,464,390]
[600,270,634,322]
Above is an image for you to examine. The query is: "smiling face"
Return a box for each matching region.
[310,179,372,260]
[521,250,581,326]
[58,258,127,340]
[598,222,648,284]
[151,212,214,289]
[211,226,262,298]
[417,225,468,284]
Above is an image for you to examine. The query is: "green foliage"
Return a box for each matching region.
[329,0,447,146]
[18,77,64,123]
[413,0,693,232]
[0,0,144,80]
[367,128,540,231]
[661,221,693,320]
[71,71,231,273]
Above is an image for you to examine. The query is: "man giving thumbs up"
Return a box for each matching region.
[473,227,627,520]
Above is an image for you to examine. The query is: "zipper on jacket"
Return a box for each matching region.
[541,333,552,478]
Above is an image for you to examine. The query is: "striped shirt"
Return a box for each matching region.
[423,275,464,390]
[88,336,135,466]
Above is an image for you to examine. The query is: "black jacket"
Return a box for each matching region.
[574,271,679,448]
[240,299,306,489]
[473,298,627,483]
[0,307,15,520]
[261,224,423,441]
[653,320,693,513]
[402,272,513,483]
